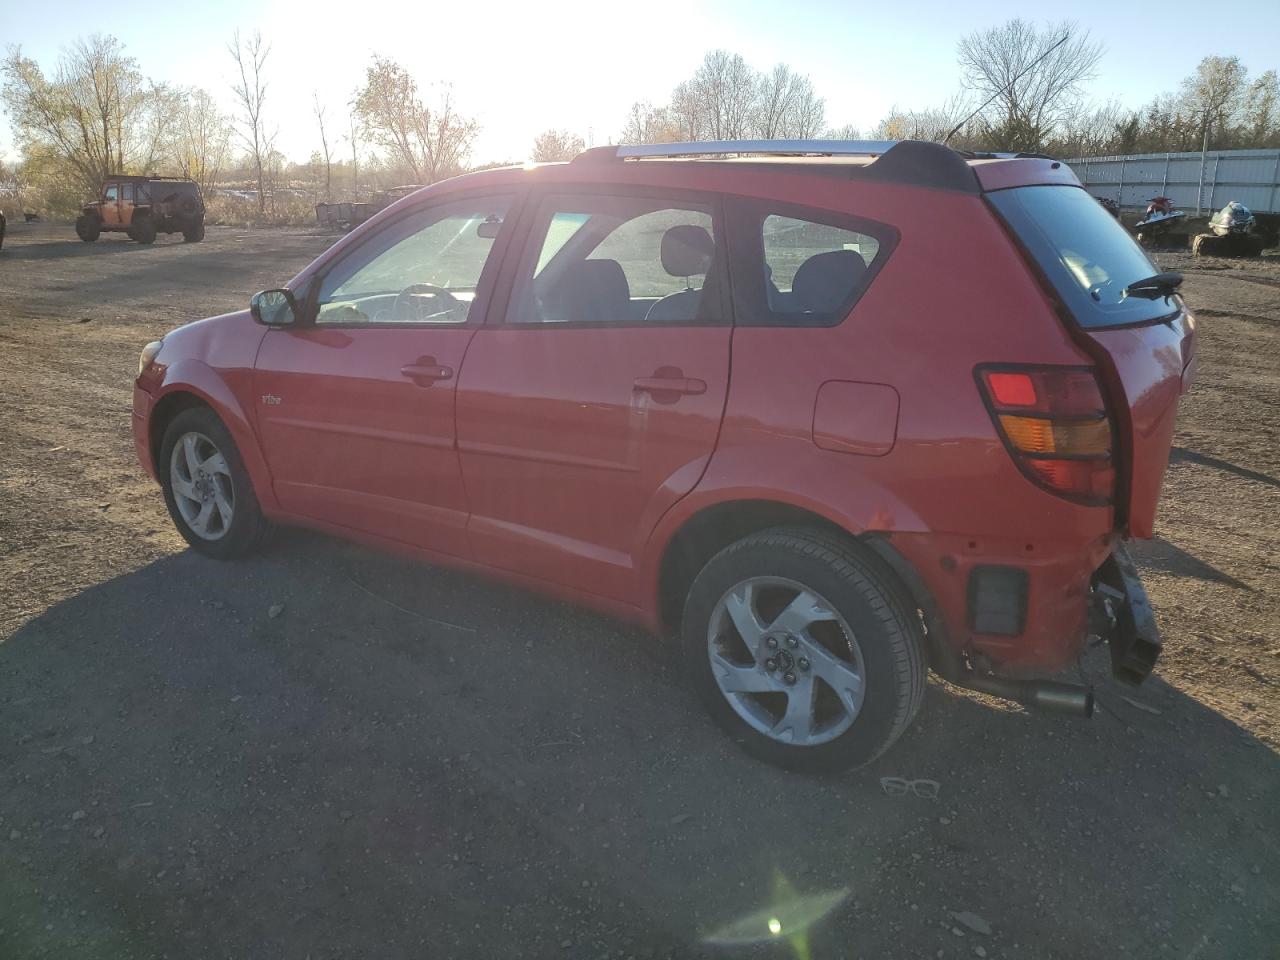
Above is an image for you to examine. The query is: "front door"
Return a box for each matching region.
[101,182,122,227]
[455,188,732,603]
[253,194,516,556]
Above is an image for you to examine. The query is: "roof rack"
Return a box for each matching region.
[573,139,985,195]
[584,139,899,161]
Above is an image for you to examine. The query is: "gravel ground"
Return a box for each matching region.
[1,220,1278,959]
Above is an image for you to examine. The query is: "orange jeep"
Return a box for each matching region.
[76,175,205,244]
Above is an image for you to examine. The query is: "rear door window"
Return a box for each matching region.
[507,192,727,325]
[987,185,1177,328]
[726,199,895,326]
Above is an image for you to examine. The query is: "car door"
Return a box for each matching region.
[455,187,732,603]
[253,193,516,557]
[102,182,121,227]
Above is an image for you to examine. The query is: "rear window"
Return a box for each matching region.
[988,185,1179,329]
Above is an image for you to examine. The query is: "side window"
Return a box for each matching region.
[104,184,118,202]
[507,193,723,325]
[729,201,894,326]
[121,183,135,204]
[314,196,511,325]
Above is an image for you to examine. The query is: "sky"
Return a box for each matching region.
[2,0,1278,166]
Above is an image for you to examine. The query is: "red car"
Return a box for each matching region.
[133,140,1193,771]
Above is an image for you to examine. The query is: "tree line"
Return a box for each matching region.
[2,22,1277,221]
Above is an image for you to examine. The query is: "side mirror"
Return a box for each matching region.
[250,288,298,326]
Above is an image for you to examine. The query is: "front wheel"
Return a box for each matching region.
[159,407,272,560]
[75,215,100,242]
[682,529,925,772]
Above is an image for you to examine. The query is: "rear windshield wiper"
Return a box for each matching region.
[1125,272,1183,299]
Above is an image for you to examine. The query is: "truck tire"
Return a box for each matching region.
[75,215,101,242]
[130,216,157,245]
[183,222,205,243]
[682,527,926,772]
[1192,234,1217,257]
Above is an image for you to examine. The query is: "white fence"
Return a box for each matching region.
[1065,149,1280,214]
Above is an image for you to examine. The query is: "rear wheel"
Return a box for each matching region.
[159,407,272,560]
[75,215,100,242]
[682,528,925,772]
[130,216,157,244]
[183,222,206,243]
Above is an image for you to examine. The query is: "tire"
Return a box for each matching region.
[1192,234,1215,257]
[75,215,101,242]
[183,222,205,243]
[159,407,272,560]
[130,216,157,244]
[681,527,926,773]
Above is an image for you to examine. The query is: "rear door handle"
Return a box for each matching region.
[633,376,707,397]
[400,361,454,383]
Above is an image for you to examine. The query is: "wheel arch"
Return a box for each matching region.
[648,496,950,670]
[149,365,278,513]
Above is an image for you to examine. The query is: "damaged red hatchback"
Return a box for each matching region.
[133,140,1193,771]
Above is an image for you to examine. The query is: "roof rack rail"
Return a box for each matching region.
[572,139,984,195]
[580,139,900,161]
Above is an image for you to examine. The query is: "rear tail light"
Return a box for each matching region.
[976,365,1115,505]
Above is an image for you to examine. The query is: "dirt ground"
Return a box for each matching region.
[1,220,1277,959]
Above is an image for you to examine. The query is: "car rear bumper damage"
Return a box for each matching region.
[878,534,1160,717]
[1090,543,1162,685]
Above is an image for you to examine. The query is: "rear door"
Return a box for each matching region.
[454,187,732,603]
[988,184,1194,537]
[253,193,516,556]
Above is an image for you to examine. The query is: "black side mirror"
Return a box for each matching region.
[250,288,298,326]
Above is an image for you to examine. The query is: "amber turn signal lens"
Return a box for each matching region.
[976,364,1115,505]
[998,414,1112,457]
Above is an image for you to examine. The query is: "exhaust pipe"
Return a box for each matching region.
[961,673,1095,718]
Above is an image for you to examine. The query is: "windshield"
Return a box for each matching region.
[988,185,1179,328]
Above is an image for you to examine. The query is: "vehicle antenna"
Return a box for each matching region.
[943,32,1072,145]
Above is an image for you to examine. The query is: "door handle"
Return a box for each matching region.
[633,376,707,396]
[400,361,454,383]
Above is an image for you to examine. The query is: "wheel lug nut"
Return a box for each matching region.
[765,658,777,672]
[798,658,810,671]
[786,636,799,648]
[783,672,797,686]
[765,637,778,650]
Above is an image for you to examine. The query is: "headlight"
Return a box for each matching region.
[138,340,163,376]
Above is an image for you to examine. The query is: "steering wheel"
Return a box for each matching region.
[392,283,464,323]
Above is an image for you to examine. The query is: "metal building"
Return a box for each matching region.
[1065,149,1280,214]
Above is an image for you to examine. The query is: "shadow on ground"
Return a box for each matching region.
[2,532,1277,959]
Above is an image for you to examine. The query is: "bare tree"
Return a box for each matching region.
[1,35,156,195]
[313,91,332,201]
[347,111,360,200]
[824,123,861,140]
[957,19,1103,151]
[1179,56,1248,148]
[172,88,232,197]
[619,101,682,144]
[755,65,825,138]
[669,50,758,140]
[871,96,972,143]
[530,128,584,161]
[227,29,272,215]
[1242,69,1280,147]
[353,56,478,183]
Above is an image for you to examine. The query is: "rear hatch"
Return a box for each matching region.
[987,184,1194,538]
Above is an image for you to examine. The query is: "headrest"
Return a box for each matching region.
[792,250,866,314]
[661,225,714,277]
